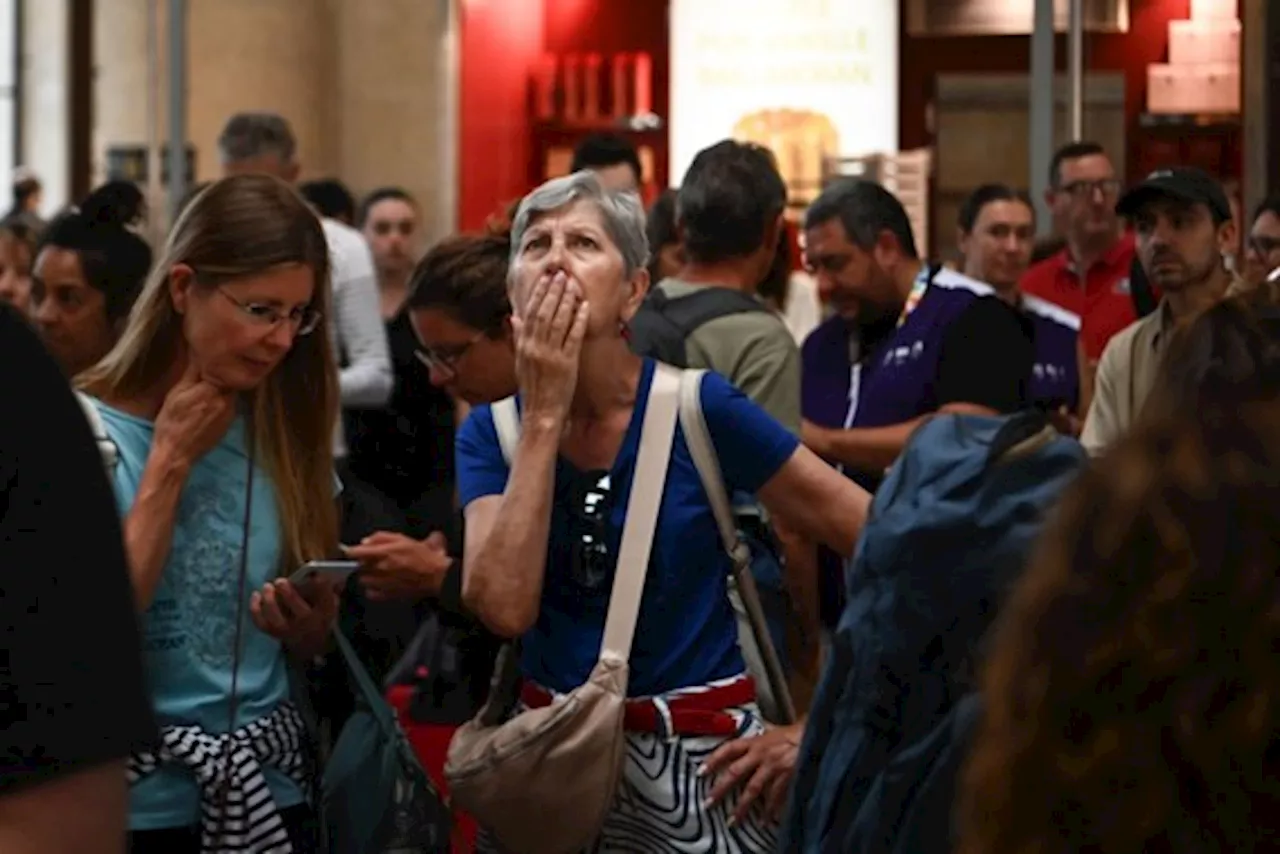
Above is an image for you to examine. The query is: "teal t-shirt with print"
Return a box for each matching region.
[93,400,305,831]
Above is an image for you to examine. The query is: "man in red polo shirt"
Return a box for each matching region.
[1021,142,1138,407]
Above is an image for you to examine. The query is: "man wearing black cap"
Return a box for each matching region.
[1080,167,1242,455]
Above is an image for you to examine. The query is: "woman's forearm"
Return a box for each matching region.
[462,421,560,637]
[284,626,332,662]
[122,448,190,610]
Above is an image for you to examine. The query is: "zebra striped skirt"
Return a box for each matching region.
[477,701,777,853]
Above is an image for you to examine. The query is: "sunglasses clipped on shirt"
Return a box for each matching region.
[568,469,612,591]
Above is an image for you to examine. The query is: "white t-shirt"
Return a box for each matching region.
[320,218,392,456]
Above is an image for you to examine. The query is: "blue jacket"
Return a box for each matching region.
[779,413,1085,853]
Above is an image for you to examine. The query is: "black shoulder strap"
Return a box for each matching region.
[659,287,771,337]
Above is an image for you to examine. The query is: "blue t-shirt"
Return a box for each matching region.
[93,401,304,831]
[455,360,799,697]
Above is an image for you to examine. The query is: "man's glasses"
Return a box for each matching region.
[414,330,486,378]
[569,470,612,590]
[1249,235,1280,259]
[1058,179,1122,200]
[217,287,322,336]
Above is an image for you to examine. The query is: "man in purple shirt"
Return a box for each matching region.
[957,184,1081,420]
[800,181,1033,629]
[800,180,1033,493]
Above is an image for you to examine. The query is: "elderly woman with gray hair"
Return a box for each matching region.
[454,170,869,851]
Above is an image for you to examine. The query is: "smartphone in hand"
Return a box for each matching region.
[288,560,359,590]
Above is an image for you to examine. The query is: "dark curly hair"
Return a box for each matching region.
[35,181,152,324]
[406,230,511,335]
[959,297,1280,854]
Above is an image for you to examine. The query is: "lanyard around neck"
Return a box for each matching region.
[897,266,933,329]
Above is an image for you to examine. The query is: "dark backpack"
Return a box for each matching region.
[628,286,797,714]
[627,286,771,366]
[779,412,1086,854]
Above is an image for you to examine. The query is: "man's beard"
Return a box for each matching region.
[856,303,902,353]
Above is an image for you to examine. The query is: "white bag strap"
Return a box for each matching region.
[678,369,797,723]
[75,391,119,475]
[492,396,520,466]
[678,371,748,566]
[599,363,681,661]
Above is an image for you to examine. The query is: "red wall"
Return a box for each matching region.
[457,0,545,230]
[899,0,1193,182]
[457,0,668,231]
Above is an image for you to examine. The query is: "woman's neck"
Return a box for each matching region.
[108,350,190,420]
[568,336,642,421]
[379,271,412,319]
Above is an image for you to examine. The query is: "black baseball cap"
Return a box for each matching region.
[1115,167,1232,223]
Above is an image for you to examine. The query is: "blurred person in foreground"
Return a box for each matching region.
[960,292,1280,854]
[0,301,154,852]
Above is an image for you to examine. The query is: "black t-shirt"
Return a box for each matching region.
[0,305,155,794]
[934,296,1034,415]
[344,310,457,509]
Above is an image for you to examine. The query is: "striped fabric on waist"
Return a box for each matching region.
[128,701,310,854]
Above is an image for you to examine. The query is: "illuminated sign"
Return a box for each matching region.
[670,0,899,203]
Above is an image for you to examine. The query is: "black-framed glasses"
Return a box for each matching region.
[568,469,612,590]
[414,330,486,378]
[216,287,323,336]
[1058,178,1122,200]
[1249,235,1280,259]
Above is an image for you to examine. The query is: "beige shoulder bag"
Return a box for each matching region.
[445,363,682,854]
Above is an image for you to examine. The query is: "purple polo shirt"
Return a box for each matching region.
[801,315,859,431]
[1021,294,1080,412]
[801,316,859,628]
[801,266,998,626]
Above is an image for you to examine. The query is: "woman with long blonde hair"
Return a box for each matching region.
[79,173,340,853]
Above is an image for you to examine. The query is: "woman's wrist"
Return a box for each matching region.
[284,619,332,661]
[146,440,193,483]
[521,408,567,439]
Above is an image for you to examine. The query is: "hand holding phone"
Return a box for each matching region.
[342,531,453,601]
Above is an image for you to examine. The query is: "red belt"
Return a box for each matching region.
[520,676,756,738]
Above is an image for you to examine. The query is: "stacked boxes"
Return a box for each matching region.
[823,150,933,256]
[1148,0,1240,114]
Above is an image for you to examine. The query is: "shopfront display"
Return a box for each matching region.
[670,0,898,206]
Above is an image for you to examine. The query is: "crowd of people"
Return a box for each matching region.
[2,109,1278,854]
